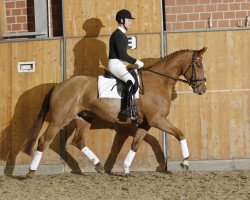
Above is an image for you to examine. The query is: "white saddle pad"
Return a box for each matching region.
[98,76,139,99]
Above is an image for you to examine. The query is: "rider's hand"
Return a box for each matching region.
[135,59,144,69]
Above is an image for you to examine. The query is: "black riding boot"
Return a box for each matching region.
[119,80,134,121]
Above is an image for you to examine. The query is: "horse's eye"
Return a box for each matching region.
[194,61,202,68]
[195,59,204,68]
[197,64,204,68]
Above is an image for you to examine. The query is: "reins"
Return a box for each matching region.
[137,67,188,95]
[138,51,206,93]
[140,68,189,84]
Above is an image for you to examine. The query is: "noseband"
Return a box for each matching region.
[140,52,206,89]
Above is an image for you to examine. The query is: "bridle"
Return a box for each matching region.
[182,53,206,89]
[139,52,206,90]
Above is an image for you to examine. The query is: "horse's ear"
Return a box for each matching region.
[197,46,208,55]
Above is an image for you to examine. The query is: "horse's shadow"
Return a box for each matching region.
[0,83,166,176]
[0,84,57,176]
[0,15,165,175]
[103,125,167,173]
[65,118,167,174]
[69,17,165,173]
[0,83,87,176]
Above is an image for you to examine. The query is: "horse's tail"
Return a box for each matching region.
[21,87,54,156]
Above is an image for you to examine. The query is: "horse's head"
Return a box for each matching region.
[182,47,207,95]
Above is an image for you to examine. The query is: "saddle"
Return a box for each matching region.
[103,68,140,123]
[103,68,139,96]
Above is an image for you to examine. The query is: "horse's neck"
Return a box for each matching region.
[153,52,190,82]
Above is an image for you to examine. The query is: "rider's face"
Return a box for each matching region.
[122,18,132,30]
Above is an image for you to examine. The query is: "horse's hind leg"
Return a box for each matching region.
[26,123,61,177]
[71,117,104,174]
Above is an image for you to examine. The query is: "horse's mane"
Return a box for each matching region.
[146,49,191,69]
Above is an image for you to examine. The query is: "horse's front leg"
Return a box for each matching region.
[123,127,148,175]
[149,117,190,170]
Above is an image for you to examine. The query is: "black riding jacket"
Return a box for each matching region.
[108,28,137,64]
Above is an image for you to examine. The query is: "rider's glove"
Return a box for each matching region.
[135,59,144,69]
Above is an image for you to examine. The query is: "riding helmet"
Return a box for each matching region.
[116,9,135,23]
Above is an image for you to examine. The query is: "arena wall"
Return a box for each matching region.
[166,30,250,167]
[0,39,63,175]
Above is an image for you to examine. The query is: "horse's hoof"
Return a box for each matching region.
[95,163,104,174]
[26,170,35,178]
[123,166,130,174]
[181,164,189,171]
[156,164,167,172]
[124,173,131,177]
[180,160,189,171]
[104,170,112,174]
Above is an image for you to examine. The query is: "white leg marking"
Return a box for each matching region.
[30,150,43,170]
[180,139,189,159]
[123,150,136,174]
[82,146,100,165]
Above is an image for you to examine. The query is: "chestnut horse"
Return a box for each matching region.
[22,47,207,177]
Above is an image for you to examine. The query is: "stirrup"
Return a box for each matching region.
[118,108,131,121]
[130,105,138,124]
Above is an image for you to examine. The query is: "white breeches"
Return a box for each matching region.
[108,59,135,84]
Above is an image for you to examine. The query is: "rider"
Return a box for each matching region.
[108,9,144,119]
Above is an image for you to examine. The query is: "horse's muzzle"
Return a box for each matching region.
[193,84,207,95]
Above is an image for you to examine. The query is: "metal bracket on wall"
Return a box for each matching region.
[237,16,250,27]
